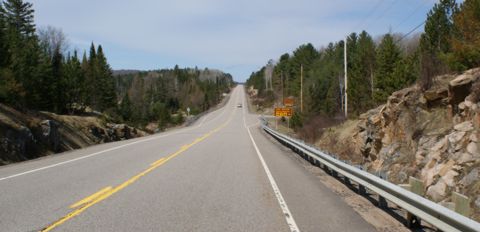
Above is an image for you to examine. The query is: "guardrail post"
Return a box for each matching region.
[331,169,338,178]
[322,164,330,174]
[409,177,425,196]
[452,192,471,217]
[354,165,367,195]
[376,171,389,181]
[399,184,421,227]
[358,184,366,195]
[378,195,388,209]
[402,176,425,228]
[343,161,352,185]
[376,171,389,209]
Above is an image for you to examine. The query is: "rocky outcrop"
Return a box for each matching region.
[0,125,36,164]
[317,68,480,221]
[89,123,143,143]
[0,104,147,165]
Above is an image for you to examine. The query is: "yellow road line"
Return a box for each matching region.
[41,108,236,232]
[150,157,166,167]
[69,186,113,209]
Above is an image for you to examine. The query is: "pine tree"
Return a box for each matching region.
[449,0,480,70]
[0,3,7,68]
[3,0,35,38]
[86,42,98,109]
[288,44,318,98]
[421,0,457,54]
[374,34,402,103]
[419,0,457,89]
[0,3,7,101]
[64,50,85,113]
[80,51,91,109]
[96,45,116,111]
[119,92,132,121]
[350,31,376,115]
[3,0,41,108]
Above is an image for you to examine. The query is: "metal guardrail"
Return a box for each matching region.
[261,120,480,232]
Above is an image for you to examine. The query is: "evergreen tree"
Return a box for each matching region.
[0,3,7,68]
[64,50,85,113]
[3,0,35,37]
[421,0,457,54]
[350,31,376,115]
[86,42,98,109]
[288,43,318,97]
[273,53,290,97]
[96,45,116,111]
[419,0,457,89]
[2,0,39,106]
[374,34,402,103]
[119,92,132,121]
[80,51,91,109]
[449,0,480,70]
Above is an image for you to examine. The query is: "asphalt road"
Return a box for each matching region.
[0,86,375,232]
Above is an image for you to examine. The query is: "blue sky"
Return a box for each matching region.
[31,0,439,82]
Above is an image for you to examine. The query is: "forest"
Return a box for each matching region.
[0,0,233,130]
[247,0,480,129]
[115,68,233,129]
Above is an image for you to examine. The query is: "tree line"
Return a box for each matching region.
[0,0,116,114]
[115,68,233,129]
[247,0,480,127]
[0,0,234,131]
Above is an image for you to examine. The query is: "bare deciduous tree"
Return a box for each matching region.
[38,25,69,58]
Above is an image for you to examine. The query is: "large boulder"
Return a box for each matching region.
[0,125,36,162]
[39,120,60,152]
[449,70,480,106]
[424,88,448,107]
[427,179,447,202]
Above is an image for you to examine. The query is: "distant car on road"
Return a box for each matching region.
[237,103,242,108]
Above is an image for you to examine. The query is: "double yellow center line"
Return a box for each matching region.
[41,111,234,232]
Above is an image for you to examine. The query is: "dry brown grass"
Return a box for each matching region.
[297,115,343,143]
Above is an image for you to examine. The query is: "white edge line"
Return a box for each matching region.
[0,132,169,181]
[242,89,300,232]
[0,89,241,182]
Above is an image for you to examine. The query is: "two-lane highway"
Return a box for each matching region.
[0,86,375,231]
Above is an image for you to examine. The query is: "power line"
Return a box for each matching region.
[393,0,429,31]
[351,0,385,32]
[365,0,400,31]
[395,21,425,44]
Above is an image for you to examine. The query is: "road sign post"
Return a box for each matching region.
[274,108,293,130]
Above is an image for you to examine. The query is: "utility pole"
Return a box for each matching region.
[344,36,348,119]
[281,71,284,104]
[300,64,303,113]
